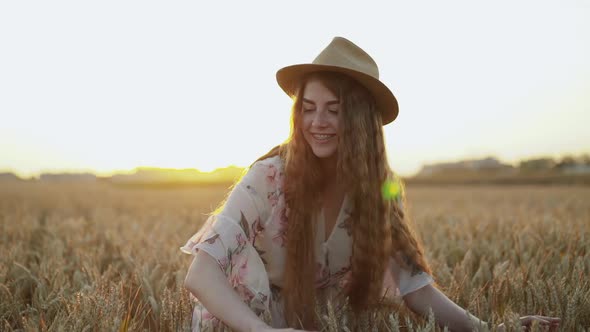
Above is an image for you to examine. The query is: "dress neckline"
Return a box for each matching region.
[319,194,349,245]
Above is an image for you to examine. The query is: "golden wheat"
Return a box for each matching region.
[0,182,588,331]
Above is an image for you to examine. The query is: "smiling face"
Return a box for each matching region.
[301,77,342,161]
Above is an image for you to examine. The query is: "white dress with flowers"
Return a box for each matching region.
[180,156,433,331]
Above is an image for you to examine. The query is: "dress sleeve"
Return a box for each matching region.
[386,253,434,297]
[180,159,277,314]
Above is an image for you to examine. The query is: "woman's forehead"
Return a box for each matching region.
[302,78,339,103]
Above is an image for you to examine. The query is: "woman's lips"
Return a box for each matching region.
[311,133,336,142]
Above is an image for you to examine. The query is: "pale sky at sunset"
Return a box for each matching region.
[1,1,589,178]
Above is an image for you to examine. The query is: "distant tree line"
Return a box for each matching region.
[409,153,590,185]
[519,154,590,172]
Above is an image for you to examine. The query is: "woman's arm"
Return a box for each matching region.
[402,285,560,331]
[184,250,270,332]
[402,284,487,331]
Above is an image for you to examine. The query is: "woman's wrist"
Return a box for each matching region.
[246,320,271,332]
[468,315,490,331]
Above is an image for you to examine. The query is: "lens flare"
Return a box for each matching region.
[382,178,401,201]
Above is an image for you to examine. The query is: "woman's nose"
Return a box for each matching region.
[312,111,328,127]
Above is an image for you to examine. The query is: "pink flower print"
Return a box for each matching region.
[338,216,353,237]
[267,191,279,207]
[238,258,248,279]
[272,208,288,247]
[272,231,287,247]
[331,267,350,286]
[203,233,220,245]
[201,310,221,328]
[235,284,255,303]
[250,217,264,244]
[202,310,215,321]
[338,270,353,291]
[235,232,247,249]
[230,258,249,286]
[315,262,331,288]
[280,206,289,223]
[257,292,268,304]
[252,217,264,235]
[218,256,230,272]
[266,164,278,186]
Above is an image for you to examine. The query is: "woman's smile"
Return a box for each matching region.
[311,133,336,142]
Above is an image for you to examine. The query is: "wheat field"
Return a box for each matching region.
[1,182,588,331]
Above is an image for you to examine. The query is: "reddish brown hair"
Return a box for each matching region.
[256,72,431,329]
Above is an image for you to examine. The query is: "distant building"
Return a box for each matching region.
[555,155,590,174]
[562,164,590,175]
[0,173,22,182]
[39,173,97,182]
[418,157,515,176]
[519,158,556,171]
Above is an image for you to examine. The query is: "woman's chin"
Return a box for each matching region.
[311,148,337,160]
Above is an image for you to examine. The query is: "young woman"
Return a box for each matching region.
[181,37,560,332]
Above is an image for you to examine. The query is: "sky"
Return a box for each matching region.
[1,0,589,178]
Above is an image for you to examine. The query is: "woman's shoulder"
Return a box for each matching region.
[240,155,284,191]
[249,155,284,176]
[252,154,284,169]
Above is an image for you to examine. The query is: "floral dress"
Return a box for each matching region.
[180,156,434,331]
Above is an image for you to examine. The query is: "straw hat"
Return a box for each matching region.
[276,36,399,125]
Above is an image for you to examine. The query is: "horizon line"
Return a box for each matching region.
[3,151,589,180]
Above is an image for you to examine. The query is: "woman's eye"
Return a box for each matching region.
[303,108,315,113]
[329,109,339,114]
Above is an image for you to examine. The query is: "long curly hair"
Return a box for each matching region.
[256,72,431,329]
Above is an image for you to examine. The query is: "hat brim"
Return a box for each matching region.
[276,64,399,125]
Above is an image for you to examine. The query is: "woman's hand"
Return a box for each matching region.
[497,315,560,331]
[248,321,316,332]
[252,325,315,332]
[258,329,315,332]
